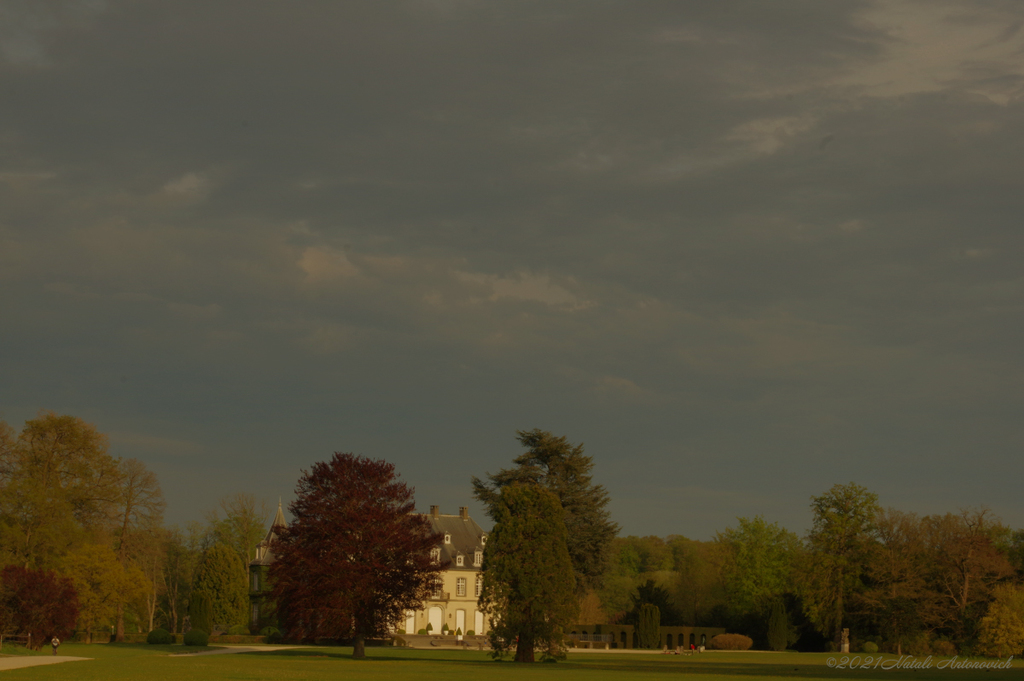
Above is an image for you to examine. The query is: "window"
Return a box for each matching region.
[444,533,451,544]
[475,574,483,597]
[456,577,467,597]
[432,579,443,599]
[480,534,487,545]
[430,547,440,563]
[456,555,464,566]
[474,551,482,566]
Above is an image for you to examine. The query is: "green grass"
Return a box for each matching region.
[0,643,46,657]
[0,644,1021,681]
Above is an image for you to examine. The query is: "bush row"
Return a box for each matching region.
[709,634,754,651]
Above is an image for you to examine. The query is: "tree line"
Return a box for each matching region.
[3,413,1023,660]
[593,486,1024,657]
[0,412,269,647]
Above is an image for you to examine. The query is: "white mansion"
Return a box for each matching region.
[249,503,490,637]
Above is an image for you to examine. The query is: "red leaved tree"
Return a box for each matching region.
[270,453,443,659]
[0,566,79,649]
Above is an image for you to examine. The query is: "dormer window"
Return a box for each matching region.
[456,555,464,567]
[444,533,451,544]
[430,548,440,563]
[474,551,482,566]
[481,534,487,545]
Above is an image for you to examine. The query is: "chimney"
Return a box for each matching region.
[430,505,439,518]
[459,506,468,519]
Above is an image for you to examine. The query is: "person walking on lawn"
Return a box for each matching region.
[51,637,60,656]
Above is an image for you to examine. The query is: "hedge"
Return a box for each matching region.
[183,629,209,646]
[208,635,267,644]
[709,634,753,651]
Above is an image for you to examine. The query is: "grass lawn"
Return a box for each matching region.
[0,644,1021,681]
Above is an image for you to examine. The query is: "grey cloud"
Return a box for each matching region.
[2,1,1023,536]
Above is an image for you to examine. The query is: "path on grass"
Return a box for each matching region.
[0,656,91,671]
[171,645,310,657]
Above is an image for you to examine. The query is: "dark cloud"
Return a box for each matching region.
[2,0,1023,536]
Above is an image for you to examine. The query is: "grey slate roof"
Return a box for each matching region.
[422,509,486,570]
[248,503,486,570]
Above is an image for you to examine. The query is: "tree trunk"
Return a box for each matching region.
[514,632,535,663]
[352,633,366,659]
[116,602,125,642]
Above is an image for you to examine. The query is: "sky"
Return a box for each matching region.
[2,0,1023,539]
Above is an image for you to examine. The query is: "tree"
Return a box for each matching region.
[188,591,213,633]
[859,508,931,654]
[479,484,578,662]
[206,493,270,579]
[802,483,880,645]
[473,429,618,593]
[192,543,248,631]
[672,538,730,627]
[0,413,121,569]
[0,565,78,649]
[923,509,1013,643]
[767,598,797,651]
[270,453,441,659]
[977,584,1024,658]
[112,458,165,640]
[160,522,208,633]
[627,579,683,626]
[62,543,149,643]
[638,603,661,649]
[718,516,800,616]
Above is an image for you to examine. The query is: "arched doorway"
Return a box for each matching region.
[428,607,443,633]
[456,609,466,635]
[474,610,484,635]
[666,634,673,648]
[690,633,696,647]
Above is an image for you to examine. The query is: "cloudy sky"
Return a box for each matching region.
[2,0,1023,538]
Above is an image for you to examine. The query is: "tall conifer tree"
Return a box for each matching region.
[479,484,578,662]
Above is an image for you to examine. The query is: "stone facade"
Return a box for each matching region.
[399,506,490,637]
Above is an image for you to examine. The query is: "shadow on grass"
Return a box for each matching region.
[238,649,1024,680]
[243,647,496,665]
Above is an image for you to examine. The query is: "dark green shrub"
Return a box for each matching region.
[442,623,449,633]
[259,626,280,637]
[183,629,209,647]
[767,599,796,651]
[637,604,660,649]
[147,628,172,644]
[466,630,475,636]
[425,623,433,633]
[189,591,213,634]
[862,641,878,654]
[455,628,462,636]
[227,624,249,635]
[932,640,956,657]
[417,628,428,635]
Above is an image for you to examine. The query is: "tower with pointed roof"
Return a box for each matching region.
[248,500,287,630]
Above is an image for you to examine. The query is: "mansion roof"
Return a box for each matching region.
[422,506,486,570]
[249,502,487,569]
